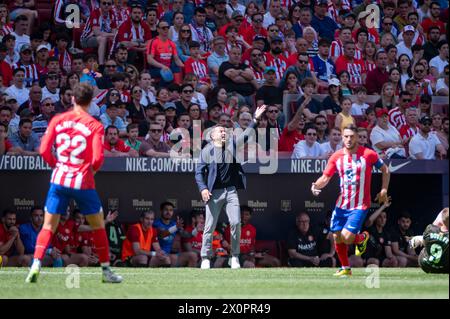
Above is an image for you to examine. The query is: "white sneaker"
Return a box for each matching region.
[229,257,241,269]
[200,259,210,269]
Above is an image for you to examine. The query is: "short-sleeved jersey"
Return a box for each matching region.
[147,38,178,68]
[40,110,105,190]
[106,222,125,258]
[224,223,256,254]
[52,219,77,253]
[363,225,392,260]
[264,52,288,80]
[323,146,384,210]
[287,228,321,257]
[153,218,177,254]
[335,56,366,85]
[80,8,118,41]
[0,224,13,256]
[419,224,449,273]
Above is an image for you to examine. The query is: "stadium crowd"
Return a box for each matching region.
[0,199,424,268]
[0,0,448,160]
[0,1,448,268]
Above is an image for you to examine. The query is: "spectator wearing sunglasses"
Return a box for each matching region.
[388,91,413,131]
[32,97,55,140]
[409,116,447,160]
[243,13,268,45]
[291,124,326,159]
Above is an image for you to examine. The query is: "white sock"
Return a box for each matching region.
[32,259,41,268]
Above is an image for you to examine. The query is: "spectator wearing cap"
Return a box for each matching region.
[411,62,433,96]
[31,96,55,140]
[370,109,406,159]
[256,66,283,107]
[396,25,415,59]
[322,78,342,114]
[9,118,40,155]
[264,35,288,81]
[218,10,246,39]
[311,0,338,41]
[12,44,38,88]
[0,44,13,86]
[365,51,390,95]
[139,122,171,157]
[263,0,281,29]
[5,68,29,105]
[147,20,184,86]
[429,40,448,78]
[207,36,229,87]
[104,125,138,158]
[409,116,447,159]
[42,72,61,103]
[397,12,426,46]
[17,83,41,116]
[100,103,127,137]
[243,13,268,45]
[218,45,257,100]
[421,1,446,35]
[291,124,326,159]
[311,38,336,90]
[34,44,49,76]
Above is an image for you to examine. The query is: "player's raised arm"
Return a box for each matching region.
[39,117,58,167]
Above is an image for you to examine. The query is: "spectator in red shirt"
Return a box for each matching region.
[243,13,268,45]
[335,41,366,87]
[0,122,13,155]
[184,41,210,95]
[421,2,446,35]
[224,205,281,268]
[147,20,184,86]
[365,51,389,95]
[103,125,138,157]
[113,4,152,64]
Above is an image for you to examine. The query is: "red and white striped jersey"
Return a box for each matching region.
[335,56,366,85]
[184,58,209,82]
[0,23,13,37]
[327,1,352,23]
[264,52,288,80]
[80,8,117,41]
[388,107,406,131]
[399,124,418,141]
[354,47,363,60]
[40,110,105,190]
[330,40,344,59]
[365,61,376,73]
[323,146,384,211]
[248,64,264,85]
[265,0,294,9]
[112,6,130,27]
[12,62,39,87]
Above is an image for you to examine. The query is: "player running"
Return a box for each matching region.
[311,124,390,277]
[25,83,122,283]
[410,208,449,274]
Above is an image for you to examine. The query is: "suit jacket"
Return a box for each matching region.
[195,121,257,193]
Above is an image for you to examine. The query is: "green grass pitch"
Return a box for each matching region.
[0,268,448,299]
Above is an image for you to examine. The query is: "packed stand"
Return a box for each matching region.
[0,0,448,160]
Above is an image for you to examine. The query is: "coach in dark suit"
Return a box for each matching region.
[194,105,267,269]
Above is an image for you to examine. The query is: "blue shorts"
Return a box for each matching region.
[44,184,103,215]
[330,207,368,234]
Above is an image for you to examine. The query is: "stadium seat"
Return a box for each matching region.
[277,240,289,266]
[255,240,278,257]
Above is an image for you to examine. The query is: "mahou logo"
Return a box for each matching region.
[132,199,153,211]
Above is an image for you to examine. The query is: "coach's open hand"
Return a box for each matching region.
[201,189,212,203]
